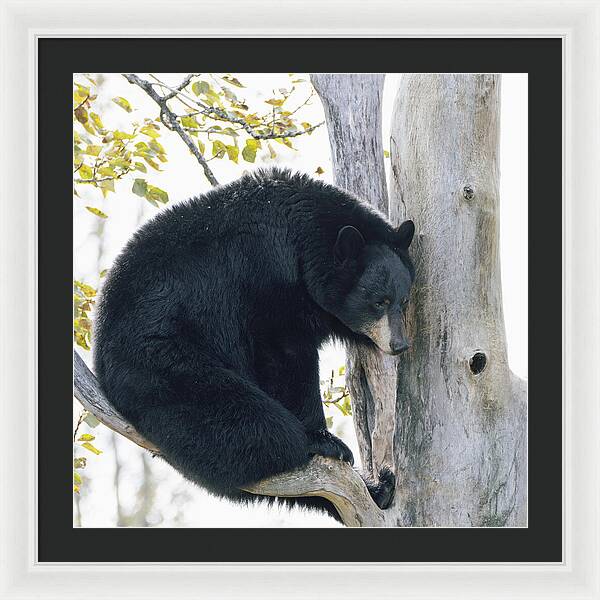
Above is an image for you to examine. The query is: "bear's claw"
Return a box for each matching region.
[307,429,354,466]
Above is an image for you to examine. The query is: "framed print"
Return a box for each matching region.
[1,1,599,599]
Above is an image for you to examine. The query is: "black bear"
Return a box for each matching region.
[94,168,415,520]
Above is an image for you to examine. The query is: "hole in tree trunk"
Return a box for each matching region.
[469,351,487,375]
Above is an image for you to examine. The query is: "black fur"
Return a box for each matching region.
[94,168,414,520]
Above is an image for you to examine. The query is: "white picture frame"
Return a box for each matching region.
[1,0,598,598]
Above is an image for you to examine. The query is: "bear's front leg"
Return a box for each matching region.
[255,341,355,466]
[282,346,354,466]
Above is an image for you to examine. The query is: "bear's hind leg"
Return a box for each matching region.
[128,366,311,495]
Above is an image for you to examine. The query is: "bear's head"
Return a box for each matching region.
[330,220,415,355]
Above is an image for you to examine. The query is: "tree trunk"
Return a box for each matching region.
[311,73,527,527]
[311,73,400,489]
[390,74,527,526]
[309,76,397,483]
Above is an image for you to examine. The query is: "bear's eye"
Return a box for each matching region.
[374,298,390,309]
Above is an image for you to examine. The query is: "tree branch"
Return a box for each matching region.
[73,349,387,527]
[141,74,324,141]
[122,73,219,187]
[74,351,160,454]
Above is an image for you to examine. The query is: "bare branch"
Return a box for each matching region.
[142,75,324,141]
[187,104,324,141]
[122,73,219,187]
[153,73,198,101]
[73,349,388,527]
[74,351,160,454]
[243,456,386,527]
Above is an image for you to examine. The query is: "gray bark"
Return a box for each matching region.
[74,351,160,454]
[311,73,527,527]
[311,74,399,484]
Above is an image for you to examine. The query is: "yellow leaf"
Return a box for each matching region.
[112,96,133,112]
[73,471,82,484]
[315,166,325,175]
[85,206,108,219]
[222,75,245,88]
[74,281,96,297]
[81,441,102,455]
[78,164,93,180]
[73,457,87,469]
[85,145,102,157]
[77,433,95,441]
[73,485,80,494]
[74,332,90,351]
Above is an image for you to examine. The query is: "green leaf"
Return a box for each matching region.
[246,138,261,150]
[85,144,102,157]
[98,270,108,279]
[143,156,160,170]
[197,139,205,155]
[181,115,199,129]
[325,416,334,428]
[132,178,148,197]
[98,179,115,197]
[221,127,239,138]
[134,161,147,172]
[241,144,257,163]
[225,145,239,163]
[73,457,87,469]
[212,139,226,158]
[112,130,135,140]
[97,166,116,177]
[89,112,105,132]
[205,89,222,107]
[85,206,108,219]
[112,96,133,112]
[145,185,169,204]
[81,441,102,455]
[192,80,210,96]
[140,124,160,138]
[149,139,166,155]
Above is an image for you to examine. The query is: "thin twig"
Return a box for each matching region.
[154,73,198,100]
[122,73,219,187]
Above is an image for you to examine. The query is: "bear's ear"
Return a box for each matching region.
[334,226,365,264]
[395,220,415,249]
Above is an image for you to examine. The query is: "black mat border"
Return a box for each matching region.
[39,37,562,563]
